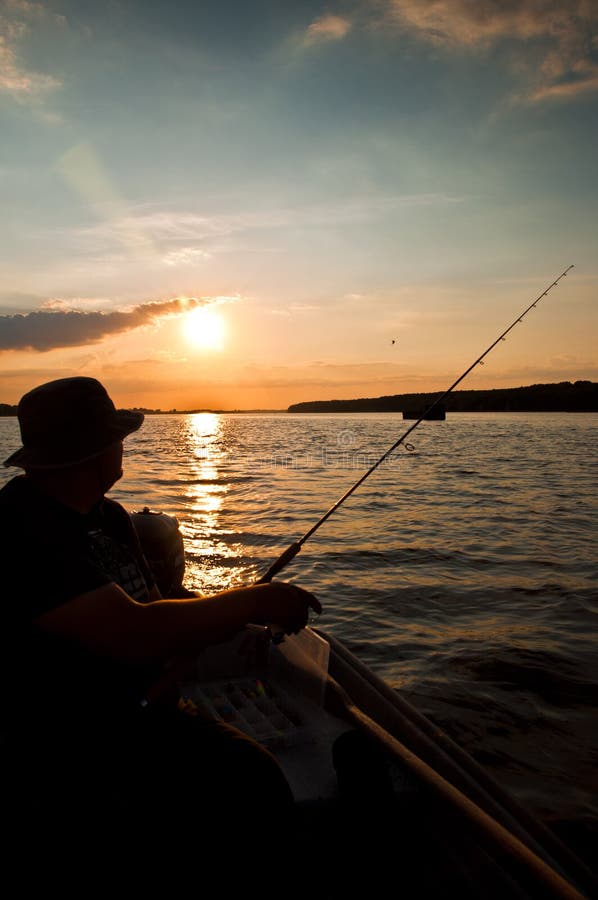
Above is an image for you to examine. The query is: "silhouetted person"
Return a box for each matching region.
[0,377,320,878]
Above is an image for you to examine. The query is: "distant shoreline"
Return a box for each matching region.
[1,381,596,416]
[287,381,598,414]
[0,404,286,416]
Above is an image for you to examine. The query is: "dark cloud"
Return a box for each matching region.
[0,296,207,352]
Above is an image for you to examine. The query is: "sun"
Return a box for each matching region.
[184,306,226,350]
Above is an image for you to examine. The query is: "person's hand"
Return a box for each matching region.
[250,581,322,634]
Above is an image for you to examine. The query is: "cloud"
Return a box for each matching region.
[40,297,116,312]
[162,247,212,266]
[0,0,63,96]
[385,0,598,101]
[529,56,598,100]
[387,0,549,46]
[79,192,464,252]
[0,296,214,352]
[305,14,352,44]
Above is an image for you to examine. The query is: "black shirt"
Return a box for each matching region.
[0,476,158,730]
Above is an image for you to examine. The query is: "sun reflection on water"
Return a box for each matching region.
[188,413,223,516]
[180,413,242,593]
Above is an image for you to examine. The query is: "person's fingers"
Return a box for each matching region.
[274,581,322,615]
[256,581,321,633]
[309,593,322,615]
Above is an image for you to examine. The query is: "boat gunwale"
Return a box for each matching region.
[316,628,596,899]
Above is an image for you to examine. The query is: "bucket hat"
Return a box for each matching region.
[3,377,144,470]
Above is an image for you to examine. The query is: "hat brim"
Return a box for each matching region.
[3,409,144,470]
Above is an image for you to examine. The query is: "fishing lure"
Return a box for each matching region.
[259,265,574,585]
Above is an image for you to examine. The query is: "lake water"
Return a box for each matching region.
[1,411,597,858]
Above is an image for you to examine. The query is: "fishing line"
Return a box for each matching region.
[258,265,574,584]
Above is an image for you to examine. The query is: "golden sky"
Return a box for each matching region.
[1,1,596,409]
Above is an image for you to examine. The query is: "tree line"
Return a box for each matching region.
[287,381,598,413]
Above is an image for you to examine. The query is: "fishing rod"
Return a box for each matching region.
[258,265,574,585]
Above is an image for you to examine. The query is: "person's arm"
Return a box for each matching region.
[34,580,321,665]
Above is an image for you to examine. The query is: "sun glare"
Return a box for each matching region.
[184,306,225,350]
